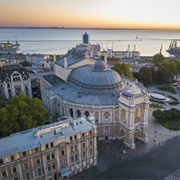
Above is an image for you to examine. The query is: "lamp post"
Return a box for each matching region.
[123,143,126,154]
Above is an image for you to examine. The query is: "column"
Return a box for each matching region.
[55,148,60,168]
[125,111,129,126]
[21,82,25,92]
[93,132,97,166]
[11,83,15,96]
[143,107,148,124]
[101,112,104,123]
[66,145,70,164]
[98,112,101,123]
[73,109,76,118]
[17,163,23,179]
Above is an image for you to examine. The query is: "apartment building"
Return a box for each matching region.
[0,116,97,180]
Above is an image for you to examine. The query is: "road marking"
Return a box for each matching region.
[164,169,180,180]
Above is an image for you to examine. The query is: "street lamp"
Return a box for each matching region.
[123,143,126,154]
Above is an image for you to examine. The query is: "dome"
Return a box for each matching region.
[68,63,124,91]
[94,59,106,70]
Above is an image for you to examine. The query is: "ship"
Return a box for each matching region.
[166,40,180,57]
[0,40,21,55]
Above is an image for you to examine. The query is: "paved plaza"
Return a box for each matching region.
[71,85,180,179]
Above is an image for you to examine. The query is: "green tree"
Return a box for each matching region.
[0,93,49,137]
[152,53,166,66]
[133,67,152,86]
[157,61,176,83]
[112,62,133,78]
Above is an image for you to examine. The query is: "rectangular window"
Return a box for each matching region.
[82,143,85,148]
[90,140,92,146]
[51,153,54,159]
[61,150,64,156]
[82,133,84,137]
[10,155,15,161]
[70,136,72,141]
[35,148,38,153]
[104,126,109,133]
[22,151,26,157]
[74,135,77,139]
[2,171,6,177]
[47,155,50,161]
[48,165,51,172]
[75,145,77,151]
[38,168,42,176]
[13,167,17,174]
[24,163,28,170]
[50,142,53,147]
[0,158,3,164]
[36,159,40,165]
[90,130,92,135]
[71,147,73,152]
[45,144,49,149]
[52,163,56,169]
[82,151,86,158]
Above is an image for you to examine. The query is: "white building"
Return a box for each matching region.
[0,64,32,99]
[40,52,149,149]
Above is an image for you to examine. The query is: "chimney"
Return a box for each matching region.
[64,57,67,68]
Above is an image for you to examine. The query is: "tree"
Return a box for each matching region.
[133,67,152,86]
[0,93,49,137]
[157,61,176,83]
[152,53,166,66]
[112,62,133,78]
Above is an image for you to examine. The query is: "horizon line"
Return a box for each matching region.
[0,26,180,31]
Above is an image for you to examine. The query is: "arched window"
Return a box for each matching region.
[23,75,27,80]
[5,77,10,82]
[84,111,89,117]
[77,110,81,117]
[69,108,73,117]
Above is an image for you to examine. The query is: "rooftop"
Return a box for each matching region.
[0,117,96,157]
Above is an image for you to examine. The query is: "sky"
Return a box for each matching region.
[0,0,180,29]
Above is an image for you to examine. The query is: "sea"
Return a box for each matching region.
[0,28,180,57]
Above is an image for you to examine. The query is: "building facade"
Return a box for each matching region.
[0,117,97,180]
[0,64,32,99]
[40,48,149,149]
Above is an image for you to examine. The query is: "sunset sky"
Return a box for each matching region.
[0,0,180,29]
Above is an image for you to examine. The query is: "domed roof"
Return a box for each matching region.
[68,61,124,91]
[94,59,106,70]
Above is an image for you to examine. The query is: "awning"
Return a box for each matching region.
[83,161,86,168]
[90,158,93,165]
[59,167,71,179]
